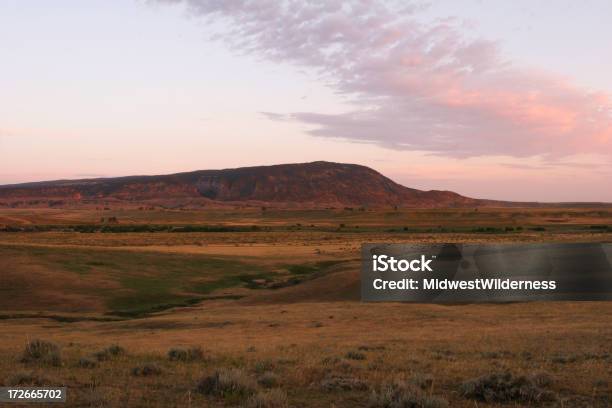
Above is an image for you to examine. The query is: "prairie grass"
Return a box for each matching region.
[0,207,611,407]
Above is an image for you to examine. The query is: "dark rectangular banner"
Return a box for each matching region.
[361,243,612,302]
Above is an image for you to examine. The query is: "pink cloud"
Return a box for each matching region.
[157,0,612,160]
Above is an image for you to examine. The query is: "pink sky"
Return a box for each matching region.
[1,1,611,201]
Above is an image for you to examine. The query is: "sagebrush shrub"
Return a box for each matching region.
[257,371,279,388]
[94,344,125,361]
[460,371,556,403]
[6,371,50,386]
[245,389,289,408]
[345,351,366,361]
[167,346,204,362]
[131,363,162,377]
[21,339,61,366]
[321,376,368,391]
[369,379,448,408]
[197,368,256,398]
[77,357,98,369]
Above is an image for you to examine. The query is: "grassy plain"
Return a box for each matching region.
[0,207,611,407]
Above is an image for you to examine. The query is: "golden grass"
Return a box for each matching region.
[0,208,611,406]
[0,301,610,406]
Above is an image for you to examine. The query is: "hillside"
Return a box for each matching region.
[0,161,507,208]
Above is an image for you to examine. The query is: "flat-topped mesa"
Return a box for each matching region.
[0,161,514,208]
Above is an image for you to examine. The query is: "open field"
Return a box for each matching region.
[2,206,612,228]
[0,208,611,407]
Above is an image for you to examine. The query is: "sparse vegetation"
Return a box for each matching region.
[550,353,578,364]
[257,371,279,388]
[167,346,204,362]
[131,362,162,377]
[21,339,61,366]
[369,380,448,408]
[94,344,125,361]
[254,359,275,374]
[345,350,366,360]
[321,376,368,391]
[197,368,257,399]
[245,389,289,408]
[6,371,50,386]
[77,357,97,368]
[409,373,434,390]
[460,371,557,403]
[530,371,553,387]
[0,207,610,407]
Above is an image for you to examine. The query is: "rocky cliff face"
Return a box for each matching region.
[0,161,501,208]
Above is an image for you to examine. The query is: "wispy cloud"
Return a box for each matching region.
[156,0,612,160]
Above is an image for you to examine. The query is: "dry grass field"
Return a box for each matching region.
[0,207,611,407]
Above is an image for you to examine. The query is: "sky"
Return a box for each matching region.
[1,0,611,202]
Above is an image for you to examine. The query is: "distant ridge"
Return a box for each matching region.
[0,161,526,208]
